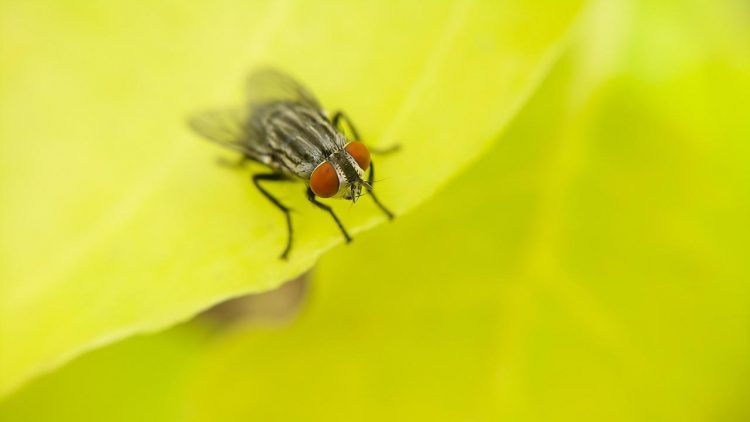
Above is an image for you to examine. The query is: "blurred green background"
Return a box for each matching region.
[2,0,750,420]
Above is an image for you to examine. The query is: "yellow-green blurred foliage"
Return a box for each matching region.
[0,0,583,398]
[2,0,750,420]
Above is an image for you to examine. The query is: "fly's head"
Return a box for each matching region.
[310,141,372,202]
[343,177,375,203]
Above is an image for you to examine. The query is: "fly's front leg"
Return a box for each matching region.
[366,161,394,220]
[331,110,362,141]
[331,110,400,155]
[306,187,352,243]
[252,173,294,259]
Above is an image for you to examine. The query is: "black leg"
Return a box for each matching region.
[366,161,395,220]
[332,110,400,155]
[369,144,401,155]
[331,110,361,141]
[217,155,249,169]
[306,187,352,243]
[252,173,294,259]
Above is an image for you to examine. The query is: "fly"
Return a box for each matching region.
[189,69,395,259]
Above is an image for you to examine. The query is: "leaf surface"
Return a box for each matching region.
[0,0,586,396]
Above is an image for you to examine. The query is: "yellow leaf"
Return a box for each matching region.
[0,0,586,397]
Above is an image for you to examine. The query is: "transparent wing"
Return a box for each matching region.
[246,68,324,112]
[188,108,264,156]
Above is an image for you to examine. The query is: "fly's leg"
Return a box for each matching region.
[331,111,395,219]
[217,155,249,169]
[331,111,400,155]
[252,173,294,259]
[331,110,362,140]
[366,161,395,220]
[369,144,401,155]
[306,187,352,243]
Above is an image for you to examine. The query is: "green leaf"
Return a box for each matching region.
[0,325,212,422]
[168,3,750,420]
[0,0,586,397]
[2,0,749,419]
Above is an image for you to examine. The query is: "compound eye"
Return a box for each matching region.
[345,141,371,171]
[310,161,340,198]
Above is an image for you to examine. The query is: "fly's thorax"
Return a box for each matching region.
[258,102,347,178]
[309,144,370,200]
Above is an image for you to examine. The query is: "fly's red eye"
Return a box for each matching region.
[345,141,370,171]
[310,161,340,198]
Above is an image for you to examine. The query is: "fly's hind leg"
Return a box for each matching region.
[306,187,352,243]
[217,155,249,169]
[366,161,395,220]
[252,173,294,259]
[331,111,400,154]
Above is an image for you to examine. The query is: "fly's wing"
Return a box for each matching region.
[188,108,270,160]
[246,69,325,114]
[191,69,326,166]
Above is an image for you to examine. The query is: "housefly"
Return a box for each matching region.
[189,69,395,259]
